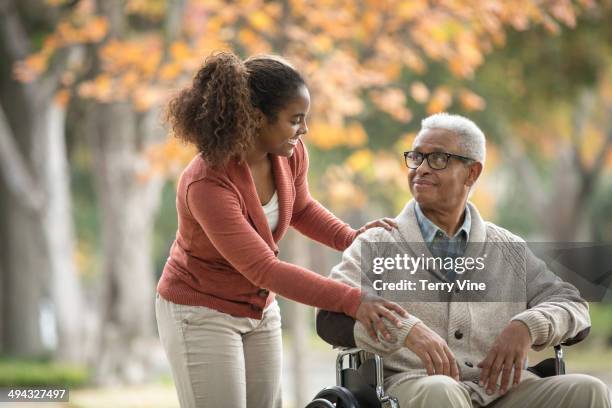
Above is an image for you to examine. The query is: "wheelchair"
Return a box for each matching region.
[306,311,590,408]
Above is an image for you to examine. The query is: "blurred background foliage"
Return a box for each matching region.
[0,0,611,406]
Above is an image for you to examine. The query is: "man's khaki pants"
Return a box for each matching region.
[155,293,282,408]
[388,374,611,408]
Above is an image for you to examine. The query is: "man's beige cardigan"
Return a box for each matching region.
[327,199,590,406]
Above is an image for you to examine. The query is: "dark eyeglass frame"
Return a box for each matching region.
[403,150,474,170]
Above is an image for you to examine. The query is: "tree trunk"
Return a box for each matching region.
[0,0,85,362]
[0,237,4,355]
[41,100,86,361]
[290,302,308,408]
[281,230,311,408]
[0,99,85,360]
[0,1,45,357]
[0,186,47,356]
[86,101,164,384]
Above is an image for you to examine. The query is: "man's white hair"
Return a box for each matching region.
[416,112,486,166]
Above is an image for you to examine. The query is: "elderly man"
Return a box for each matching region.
[317,113,610,408]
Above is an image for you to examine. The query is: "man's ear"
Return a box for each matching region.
[465,161,483,187]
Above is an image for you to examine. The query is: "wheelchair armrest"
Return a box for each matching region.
[316,310,356,348]
[529,327,591,377]
[336,348,386,401]
[561,327,590,346]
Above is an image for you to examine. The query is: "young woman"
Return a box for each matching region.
[155,52,408,408]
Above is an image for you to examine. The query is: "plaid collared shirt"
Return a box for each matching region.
[414,202,471,281]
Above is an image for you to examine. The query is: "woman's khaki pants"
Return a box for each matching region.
[155,293,282,408]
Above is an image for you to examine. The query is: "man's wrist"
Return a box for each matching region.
[510,310,550,347]
[510,320,533,344]
[402,320,423,347]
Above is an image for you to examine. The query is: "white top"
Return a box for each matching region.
[262,191,279,232]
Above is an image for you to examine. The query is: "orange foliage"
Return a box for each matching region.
[369,88,412,123]
[372,151,405,186]
[308,121,368,150]
[20,0,586,122]
[427,86,453,114]
[54,88,71,107]
[410,82,430,104]
[18,0,592,186]
[126,0,167,20]
[395,132,417,153]
[346,149,373,172]
[458,89,486,111]
[321,165,367,210]
[145,137,198,179]
[606,149,612,169]
[470,188,496,220]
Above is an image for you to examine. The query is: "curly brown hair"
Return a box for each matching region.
[165,51,305,167]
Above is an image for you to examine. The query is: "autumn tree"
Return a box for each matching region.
[467,1,612,240]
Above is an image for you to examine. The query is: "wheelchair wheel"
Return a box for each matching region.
[310,386,360,408]
[305,398,336,408]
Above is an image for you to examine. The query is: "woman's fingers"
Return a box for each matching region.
[378,304,405,328]
[385,301,410,319]
[357,296,411,342]
[363,317,378,341]
[361,218,399,232]
[375,220,393,231]
[371,313,393,341]
[356,301,379,341]
[358,308,400,341]
[371,220,391,230]
[382,217,398,228]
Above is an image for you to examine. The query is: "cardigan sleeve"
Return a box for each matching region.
[485,225,591,350]
[510,246,590,351]
[186,177,362,318]
[290,140,358,251]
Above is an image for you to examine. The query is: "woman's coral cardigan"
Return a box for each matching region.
[157,140,362,319]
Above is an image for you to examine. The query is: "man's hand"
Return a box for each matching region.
[477,321,532,395]
[355,294,409,342]
[404,322,459,379]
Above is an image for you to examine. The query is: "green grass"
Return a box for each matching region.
[0,358,90,388]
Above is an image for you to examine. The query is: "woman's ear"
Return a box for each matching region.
[465,161,483,187]
[253,108,267,129]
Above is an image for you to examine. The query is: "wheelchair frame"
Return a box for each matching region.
[307,328,590,408]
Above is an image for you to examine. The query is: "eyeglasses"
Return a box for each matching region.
[403,151,474,170]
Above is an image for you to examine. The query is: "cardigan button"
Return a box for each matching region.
[257,289,269,298]
[454,330,463,340]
